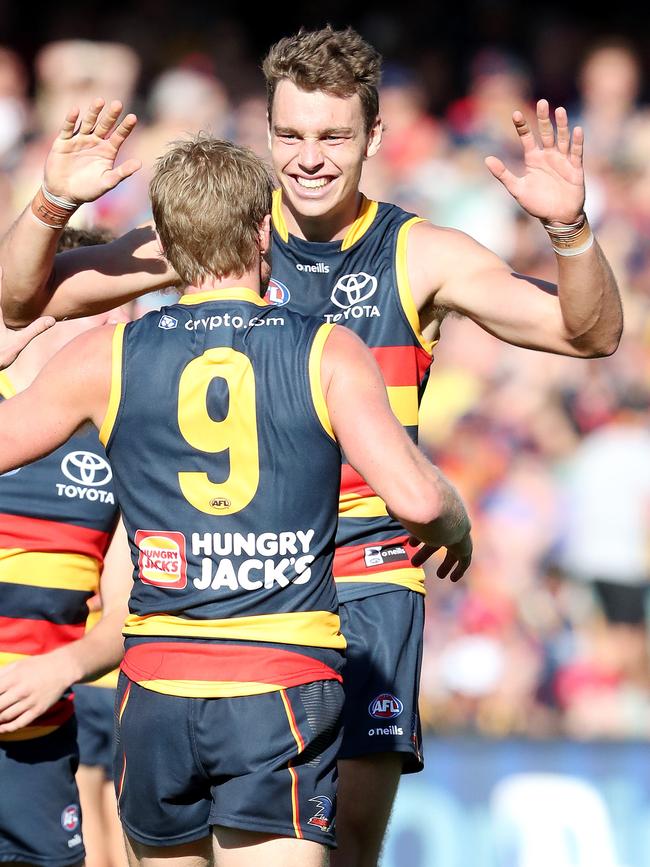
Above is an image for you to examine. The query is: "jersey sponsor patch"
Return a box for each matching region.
[158,314,178,330]
[330,272,377,309]
[136,530,188,589]
[363,544,409,568]
[368,693,404,719]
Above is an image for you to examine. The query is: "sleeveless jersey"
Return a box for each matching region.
[100,287,343,698]
[269,191,434,602]
[0,372,118,741]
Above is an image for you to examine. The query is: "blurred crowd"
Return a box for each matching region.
[1,32,649,740]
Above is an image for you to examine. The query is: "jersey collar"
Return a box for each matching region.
[178,287,269,307]
[272,189,379,250]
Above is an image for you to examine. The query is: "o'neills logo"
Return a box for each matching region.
[135,530,187,589]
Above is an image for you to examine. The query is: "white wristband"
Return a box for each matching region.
[552,232,595,257]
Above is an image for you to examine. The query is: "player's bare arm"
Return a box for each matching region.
[0,325,117,732]
[0,99,177,325]
[0,520,131,734]
[408,99,622,358]
[0,267,55,367]
[322,325,472,581]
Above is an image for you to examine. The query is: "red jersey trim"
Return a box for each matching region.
[0,512,110,561]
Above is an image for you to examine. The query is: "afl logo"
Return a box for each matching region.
[210,497,231,509]
[265,279,291,306]
[61,451,112,487]
[61,804,80,832]
[331,272,377,309]
[368,693,403,719]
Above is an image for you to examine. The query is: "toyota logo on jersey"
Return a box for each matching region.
[368,693,404,719]
[330,272,378,309]
[265,279,291,306]
[61,451,112,487]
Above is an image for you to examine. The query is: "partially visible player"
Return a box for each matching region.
[0,135,471,867]
[0,227,132,867]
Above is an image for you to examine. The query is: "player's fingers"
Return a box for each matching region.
[512,110,537,153]
[436,550,456,580]
[449,558,471,583]
[484,156,519,194]
[108,114,138,151]
[0,691,27,719]
[537,99,555,149]
[101,158,142,192]
[410,543,439,568]
[94,99,124,138]
[0,705,38,732]
[58,107,81,141]
[555,106,570,155]
[570,126,584,169]
[78,98,106,136]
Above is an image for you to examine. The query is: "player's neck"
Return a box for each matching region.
[184,270,263,298]
[282,191,364,243]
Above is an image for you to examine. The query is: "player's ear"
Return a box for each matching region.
[258,214,272,255]
[365,116,383,159]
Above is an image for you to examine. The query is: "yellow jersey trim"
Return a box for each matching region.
[386,385,419,427]
[179,287,268,307]
[395,217,434,354]
[0,726,58,742]
[341,196,379,250]
[0,371,15,398]
[0,550,100,591]
[99,323,125,446]
[308,323,336,441]
[272,189,288,242]
[0,651,26,668]
[338,493,388,519]
[135,679,287,698]
[122,610,346,649]
[335,568,426,594]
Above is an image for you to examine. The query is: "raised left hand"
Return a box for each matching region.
[485,99,585,225]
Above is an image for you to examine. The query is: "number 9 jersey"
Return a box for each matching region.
[99,287,344,699]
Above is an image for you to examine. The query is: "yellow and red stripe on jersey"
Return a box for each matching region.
[333,535,426,594]
[0,694,74,742]
[0,512,111,563]
[120,642,342,698]
[122,609,344,649]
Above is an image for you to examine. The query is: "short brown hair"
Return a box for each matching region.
[263,26,381,135]
[149,136,274,286]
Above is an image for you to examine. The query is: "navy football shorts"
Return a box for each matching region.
[114,673,344,848]
[0,717,85,866]
[337,588,424,773]
[74,684,116,780]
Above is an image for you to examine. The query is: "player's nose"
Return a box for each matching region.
[297,139,325,171]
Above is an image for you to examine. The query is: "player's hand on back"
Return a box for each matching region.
[409,530,473,582]
[44,99,142,204]
[0,267,54,368]
[485,99,585,225]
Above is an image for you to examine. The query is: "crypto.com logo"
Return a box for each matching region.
[330,272,378,309]
[61,451,113,487]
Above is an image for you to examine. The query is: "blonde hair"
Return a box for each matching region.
[149,136,274,286]
[263,25,381,134]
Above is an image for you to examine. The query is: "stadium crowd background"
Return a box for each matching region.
[1,6,650,741]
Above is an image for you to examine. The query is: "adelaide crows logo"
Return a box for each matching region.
[307,795,334,832]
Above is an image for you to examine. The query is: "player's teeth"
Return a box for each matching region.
[297,177,328,188]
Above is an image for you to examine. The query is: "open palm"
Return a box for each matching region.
[44,99,142,204]
[485,99,585,225]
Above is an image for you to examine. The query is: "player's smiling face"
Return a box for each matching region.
[269,80,381,228]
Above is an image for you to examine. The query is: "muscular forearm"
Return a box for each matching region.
[554,239,622,357]
[0,205,63,325]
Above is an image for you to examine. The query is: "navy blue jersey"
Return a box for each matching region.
[268,191,434,601]
[101,287,343,697]
[0,372,118,739]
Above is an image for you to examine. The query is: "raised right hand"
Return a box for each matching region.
[44,98,142,204]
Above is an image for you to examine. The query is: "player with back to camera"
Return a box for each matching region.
[0,25,622,867]
[0,134,471,867]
